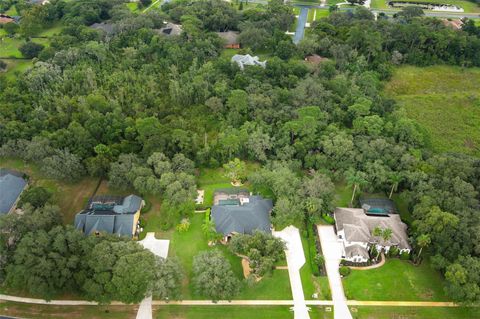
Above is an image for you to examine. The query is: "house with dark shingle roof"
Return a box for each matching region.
[211,189,272,242]
[334,207,410,263]
[74,194,144,238]
[0,169,27,215]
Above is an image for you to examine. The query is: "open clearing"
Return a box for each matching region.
[385,65,480,157]
[343,259,449,301]
[350,306,480,319]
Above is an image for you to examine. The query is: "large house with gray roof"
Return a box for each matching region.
[211,189,272,242]
[334,207,411,263]
[0,169,27,215]
[74,194,144,238]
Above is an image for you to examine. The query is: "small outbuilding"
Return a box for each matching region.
[231,54,266,70]
[216,31,240,49]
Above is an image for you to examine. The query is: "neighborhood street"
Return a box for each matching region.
[317,225,353,319]
[293,7,308,44]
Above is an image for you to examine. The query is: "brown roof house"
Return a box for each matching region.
[0,14,15,25]
[334,207,411,263]
[156,22,182,37]
[304,54,328,65]
[216,31,240,49]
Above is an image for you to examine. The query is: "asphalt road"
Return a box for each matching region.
[293,6,309,44]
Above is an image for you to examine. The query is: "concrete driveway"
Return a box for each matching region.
[136,233,170,319]
[139,232,169,259]
[273,226,310,319]
[317,225,352,319]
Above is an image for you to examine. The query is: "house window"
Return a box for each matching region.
[338,235,342,239]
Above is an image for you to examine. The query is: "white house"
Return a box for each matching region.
[231,54,266,70]
[334,207,411,263]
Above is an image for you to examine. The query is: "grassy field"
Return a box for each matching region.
[350,306,480,319]
[0,158,100,224]
[343,259,449,301]
[307,8,330,23]
[370,0,389,9]
[385,65,480,157]
[1,59,32,79]
[155,306,334,319]
[0,302,137,319]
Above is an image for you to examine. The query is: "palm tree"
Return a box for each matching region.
[388,173,403,199]
[382,228,393,242]
[372,226,383,238]
[416,234,431,261]
[345,169,368,207]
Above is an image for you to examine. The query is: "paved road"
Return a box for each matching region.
[317,225,353,319]
[273,226,310,319]
[293,7,309,44]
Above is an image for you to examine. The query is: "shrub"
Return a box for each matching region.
[400,251,410,260]
[0,59,7,71]
[321,213,335,225]
[339,266,351,277]
[18,186,52,209]
[141,200,152,213]
[388,246,399,257]
[314,254,325,267]
[176,218,190,233]
[19,41,45,59]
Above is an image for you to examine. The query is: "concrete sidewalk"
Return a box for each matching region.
[317,225,353,319]
[273,226,310,319]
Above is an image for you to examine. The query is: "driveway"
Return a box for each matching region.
[138,232,169,259]
[273,226,310,319]
[293,7,308,44]
[136,295,152,319]
[317,225,352,319]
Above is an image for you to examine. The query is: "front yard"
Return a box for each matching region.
[350,306,479,319]
[343,259,449,301]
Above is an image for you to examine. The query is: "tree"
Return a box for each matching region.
[192,250,240,301]
[398,6,424,21]
[19,42,45,59]
[345,169,368,207]
[272,197,303,228]
[388,172,403,199]
[17,186,52,209]
[41,149,84,182]
[108,154,141,190]
[152,257,184,300]
[140,0,152,7]
[445,256,480,303]
[223,158,247,185]
[416,234,431,261]
[3,22,19,35]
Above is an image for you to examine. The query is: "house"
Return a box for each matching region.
[0,14,15,25]
[231,54,266,70]
[74,194,144,238]
[304,54,328,65]
[216,31,240,49]
[89,22,115,36]
[334,207,410,263]
[211,189,272,242]
[156,22,182,37]
[441,19,463,30]
[0,169,27,215]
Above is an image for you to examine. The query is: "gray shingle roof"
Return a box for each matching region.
[334,207,411,250]
[74,194,142,237]
[211,195,272,235]
[0,169,27,215]
[345,244,369,259]
[231,54,266,70]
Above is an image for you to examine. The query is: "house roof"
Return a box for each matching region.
[334,207,410,250]
[304,54,328,64]
[156,22,182,36]
[74,194,142,237]
[216,31,239,45]
[90,22,115,35]
[231,54,266,70]
[0,14,15,24]
[345,244,369,259]
[211,195,272,235]
[0,169,27,215]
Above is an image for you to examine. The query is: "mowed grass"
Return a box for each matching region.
[307,9,329,23]
[343,259,449,301]
[167,213,291,300]
[0,37,50,58]
[370,0,389,9]
[350,306,480,319]
[1,59,32,79]
[155,306,334,319]
[0,158,99,224]
[0,301,137,319]
[385,65,480,157]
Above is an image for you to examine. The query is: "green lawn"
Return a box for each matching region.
[350,306,480,319]
[167,213,291,300]
[38,23,64,37]
[0,37,50,58]
[1,59,32,79]
[307,9,330,23]
[334,181,352,207]
[0,301,136,319]
[343,259,449,301]
[385,65,480,157]
[155,306,333,319]
[370,0,389,9]
[0,158,100,224]
[4,5,18,15]
[126,2,139,12]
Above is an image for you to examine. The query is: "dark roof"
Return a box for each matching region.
[211,195,272,235]
[74,194,143,237]
[0,169,27,215]
[345,244,369,259]
[359,197,397,215]
[90,22,115,35]
[214,188,249,196]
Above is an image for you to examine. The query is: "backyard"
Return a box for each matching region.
[343,259,449,301]
[350,306,480,319]
[385,65,480,157]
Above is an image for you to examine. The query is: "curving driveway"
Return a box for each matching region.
[317,225,353,319]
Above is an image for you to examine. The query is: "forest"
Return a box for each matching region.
[0,0,479,306]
